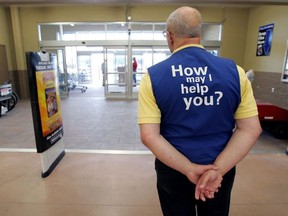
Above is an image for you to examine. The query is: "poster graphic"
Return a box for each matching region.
[256,23,274,56]
[45,87,58,118]
[27,52,64,153]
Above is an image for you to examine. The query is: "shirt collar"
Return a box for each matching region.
[173,44,205,54]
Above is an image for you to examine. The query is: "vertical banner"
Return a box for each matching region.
[26,51,65,178]
[256,23,274,56]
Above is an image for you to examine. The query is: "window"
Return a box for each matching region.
[38,22,222,55]
[39,24,61,41]
[202,23,222,41]
[106,23,128,40]
[63,23,106,40]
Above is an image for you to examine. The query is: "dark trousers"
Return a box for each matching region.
[155,159,236,216]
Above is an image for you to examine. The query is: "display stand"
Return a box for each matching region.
[26,51,65,178]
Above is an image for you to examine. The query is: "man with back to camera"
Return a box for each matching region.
[138,6,262,216]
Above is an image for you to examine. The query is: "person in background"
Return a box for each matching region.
[138,6,262,216]
[101,60,107,86]
[133,57,138,85]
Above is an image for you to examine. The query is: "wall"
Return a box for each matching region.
[253,71,288,109]
[0,45,9,83]
[244,5,288,72]
[0,7,15,71]
[0,7,19,95]
[220,8,249,66]
[244,6,288,109]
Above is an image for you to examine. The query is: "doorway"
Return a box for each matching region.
[103,46,171,99]
[103,47,128,99]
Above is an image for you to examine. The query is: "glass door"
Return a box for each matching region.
[131,46,171,99]
[64,46,104,98]
[104,47,128,99]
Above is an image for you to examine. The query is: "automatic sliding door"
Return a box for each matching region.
[104,47,128,98]
[131,47,170,99]
[103,46,170,99]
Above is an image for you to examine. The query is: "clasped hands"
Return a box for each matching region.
[186,164,223,202]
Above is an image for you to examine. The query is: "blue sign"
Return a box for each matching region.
[256,23,274,56]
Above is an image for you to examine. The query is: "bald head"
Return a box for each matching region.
[166,6,202,38]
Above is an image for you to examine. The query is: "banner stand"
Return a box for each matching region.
[26,51,65,178]
[41,139,65,178]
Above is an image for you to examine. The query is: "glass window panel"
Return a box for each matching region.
[154,24,166,31]
[63,33,76,41]
[154,24,167,40]
[106,23,128,40]
[107,32,128,40]
[39,24,60,41]
[63,24,105,32]
[39,22,222,44]
[131,23,153,40]
[202,23,222,41]
[63,24,106,41]
[131,23,153,31]
[132,32,153,40]
[107,23,127,31]
[154,30,166,40]
[76,32,106,40]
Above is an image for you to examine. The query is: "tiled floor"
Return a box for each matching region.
[0,85,288,216]
[0,86,145,151]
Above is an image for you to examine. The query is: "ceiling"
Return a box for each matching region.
[0,0,288,6]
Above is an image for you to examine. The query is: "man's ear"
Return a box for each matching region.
[168,32,174,47]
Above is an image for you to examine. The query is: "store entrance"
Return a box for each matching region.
[42,45,171,100]
[103,46,171,99]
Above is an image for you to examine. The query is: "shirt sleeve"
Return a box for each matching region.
[234,66,259,119]
[138,72,161,124]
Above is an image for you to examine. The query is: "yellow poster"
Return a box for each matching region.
[36,71,63,137]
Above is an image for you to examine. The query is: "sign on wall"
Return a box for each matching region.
[256,23,274,57]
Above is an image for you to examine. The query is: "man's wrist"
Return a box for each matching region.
[213,164,225,176]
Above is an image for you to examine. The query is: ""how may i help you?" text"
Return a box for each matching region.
[171,64,223,110]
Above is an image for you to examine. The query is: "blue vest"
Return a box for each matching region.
[148,46,240,164]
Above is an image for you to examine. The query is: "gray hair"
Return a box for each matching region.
[166,7,202,38]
